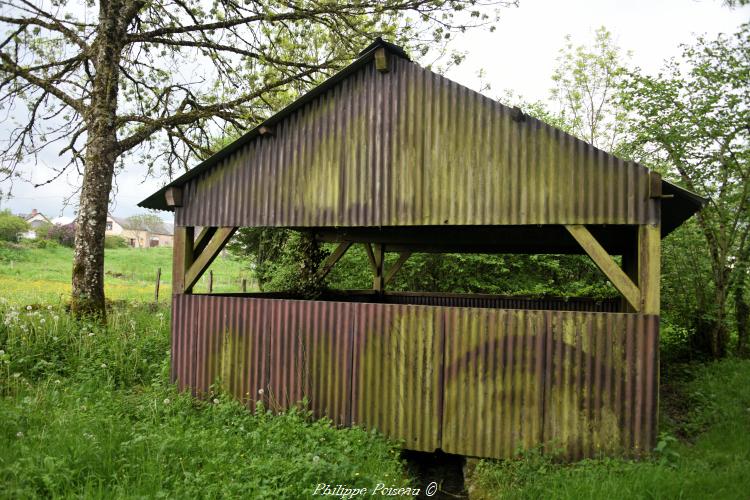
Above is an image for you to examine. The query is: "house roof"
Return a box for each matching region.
[138,38,704,237]
[109,214,174,236]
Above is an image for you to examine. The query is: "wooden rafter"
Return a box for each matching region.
[565,224,641,312]
[316,241,352,280]
[384,251,411,286]
[183,227,237,293]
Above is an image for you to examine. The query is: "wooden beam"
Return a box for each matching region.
[374,47,388,73]
[193,226,217,258]
[164,186,183,208]
[372,243,385,292]
[362,243,377,273]
[639,224,661,314]
[566,225,641,312]
[184,227,236,293]
[172,226,194,294]
[384,251,411,286]
[316,241,352,280]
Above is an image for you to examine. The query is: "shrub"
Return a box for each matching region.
[0,210,28,242]
[46,223,76,247]
[104,235,128,248]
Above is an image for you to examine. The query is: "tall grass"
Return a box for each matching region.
[0,302,407,498]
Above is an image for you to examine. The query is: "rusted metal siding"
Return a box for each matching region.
[543,312,659,459]
[442,308,545,458]
[174,55,657,228]
[171,294,658,459]
[266,299,353,425]
[380,293,621,312]
[351,303,443,452]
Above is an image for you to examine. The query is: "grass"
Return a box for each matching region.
[0,302,408,498]
[466,358,750,499]
[0,243,253,305]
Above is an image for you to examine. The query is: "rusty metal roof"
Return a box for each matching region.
[139,38,704,234]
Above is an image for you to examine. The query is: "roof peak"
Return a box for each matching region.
[357,37,410,60]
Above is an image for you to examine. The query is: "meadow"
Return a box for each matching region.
[0,244,253,305]
[1,245,749,499]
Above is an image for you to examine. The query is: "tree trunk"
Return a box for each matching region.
[71,3,123,317]
[736,269,750,358]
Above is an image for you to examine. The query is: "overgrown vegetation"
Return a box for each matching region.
[0,302,407,498]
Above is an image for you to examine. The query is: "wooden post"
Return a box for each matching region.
[208,270,213,293]
[639,224,661,315]
[372,243,385,292]
[242,278,247,293]
[154,267,161,302]
[172,226,194,294]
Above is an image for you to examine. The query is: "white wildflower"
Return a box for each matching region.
[258,388,264,396]
[47,305,53,310]
[213,398,220,404]
[163,398,171,405]
[88,332,94,337]
[54,379,61,385]
[0,350,4,356]
[100,363,107,368]
[53,336,58,341]
[312,455,320,463]
[12,372,20,378]
[39,318,46,324]
[16,431,23,438]
[25,305,32,311]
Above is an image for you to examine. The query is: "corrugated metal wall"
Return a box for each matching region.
[172,294,658,459]
[175,56,657,228]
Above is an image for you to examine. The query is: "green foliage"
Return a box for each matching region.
[104,235,129,249]
[229,229,616,298]
[550,27,629,151]
[467,359,750,499]
[620,23,750,357]
[0,302,407,498]
[0,210,29,242]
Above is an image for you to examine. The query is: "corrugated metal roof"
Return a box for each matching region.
[140,39,704,232]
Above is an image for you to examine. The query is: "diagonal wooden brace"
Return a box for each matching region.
[565,224,642,312]
[384,251,411,286]
[316,241,352,280]
[183,227,237,293]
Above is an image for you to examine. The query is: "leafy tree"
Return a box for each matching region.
[550,27,629,152]
[0,0,515,317]
[620,24,750,358]
[0,209,28,241]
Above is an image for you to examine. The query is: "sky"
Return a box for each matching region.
[2,0,748,222]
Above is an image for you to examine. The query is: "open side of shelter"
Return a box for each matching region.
[140,39,704,460]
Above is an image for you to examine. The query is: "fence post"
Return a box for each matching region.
[208,270,213,293]
[154,267,161,302]
[242,278,247,293]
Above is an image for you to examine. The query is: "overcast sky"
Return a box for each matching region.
[2,0,748,221]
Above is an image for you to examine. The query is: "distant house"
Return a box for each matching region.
[17,209,51,239]
[105,214,174,248]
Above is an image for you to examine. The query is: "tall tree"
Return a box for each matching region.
[621,23,750,358]
[550,26,629,152]
[0,0,515,316]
